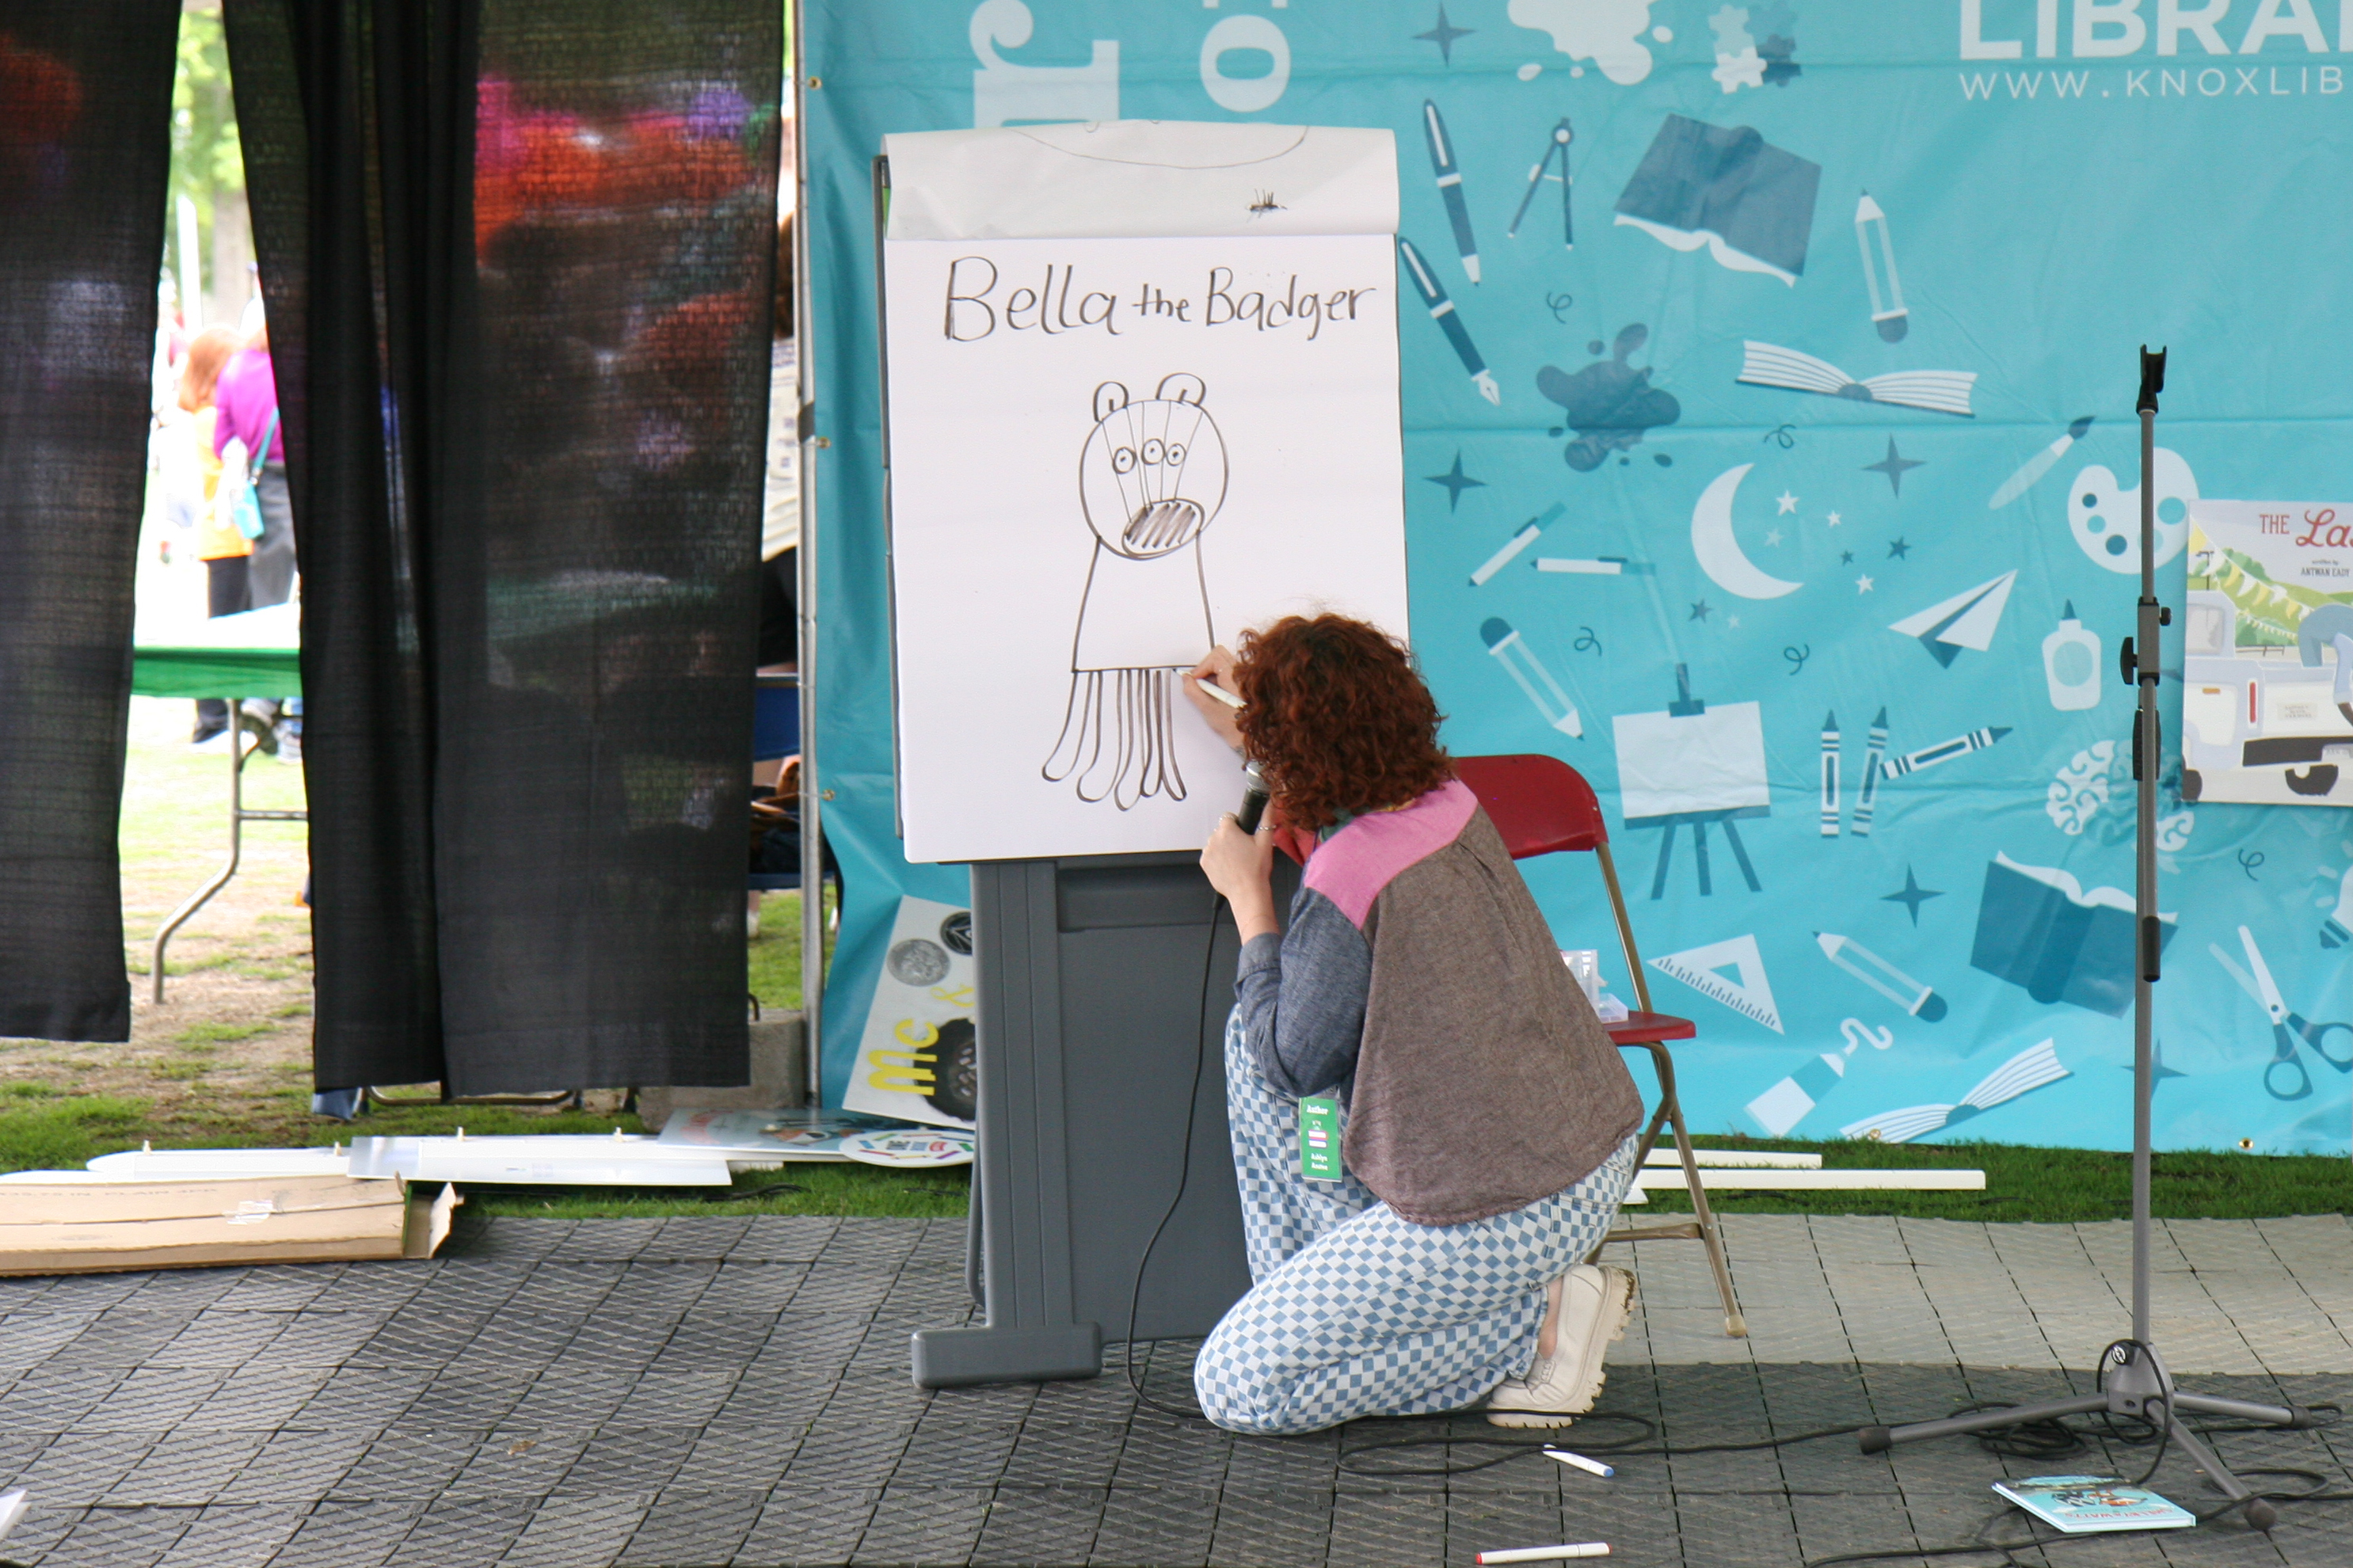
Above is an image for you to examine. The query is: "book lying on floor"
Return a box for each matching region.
[1992,1476,2195,1533]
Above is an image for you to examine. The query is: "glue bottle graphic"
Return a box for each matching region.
[2043,601,2102,712]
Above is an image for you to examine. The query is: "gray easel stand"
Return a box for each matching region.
[910,851,1286,1388]
[1858,352,2314,1532]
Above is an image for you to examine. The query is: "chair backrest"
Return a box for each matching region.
[1453,752,1656,1014]
[1453,753,1609,859]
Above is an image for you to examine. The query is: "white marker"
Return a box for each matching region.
[1470,504,1563,586]
[1535,556,1654,576]
[1476,1545,1610,1564]
[1194,679,1244,710]
[1544,1447,1616,1478]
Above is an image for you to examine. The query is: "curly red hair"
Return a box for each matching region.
[1233,615,1453,834]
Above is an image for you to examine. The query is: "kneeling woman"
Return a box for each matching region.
[1185,615,1643,1436]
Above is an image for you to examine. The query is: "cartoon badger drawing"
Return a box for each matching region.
[1043,374,1228,809]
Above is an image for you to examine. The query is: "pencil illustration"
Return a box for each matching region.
[1816,931,1948,1022]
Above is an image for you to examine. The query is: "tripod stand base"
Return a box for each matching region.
[1856,1342,2312,1532]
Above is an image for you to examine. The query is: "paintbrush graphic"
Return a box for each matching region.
[1989,417,2093,509]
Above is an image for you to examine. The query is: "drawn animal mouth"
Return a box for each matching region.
[1122,500,1204,555]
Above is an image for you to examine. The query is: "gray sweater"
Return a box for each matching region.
[1234,779,1643,1226]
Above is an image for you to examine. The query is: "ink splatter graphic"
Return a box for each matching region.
[1537,323,1681,472]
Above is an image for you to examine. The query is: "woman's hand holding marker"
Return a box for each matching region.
[1184,645,1246,752]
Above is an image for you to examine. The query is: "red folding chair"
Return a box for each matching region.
[1455,753,1748,1338]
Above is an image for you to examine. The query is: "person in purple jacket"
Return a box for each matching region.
[1183,614,1644,1434]
[211,323,295,608]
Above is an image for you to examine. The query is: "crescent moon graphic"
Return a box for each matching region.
[1691,463,1803,599]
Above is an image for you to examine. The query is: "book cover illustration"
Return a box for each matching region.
[1970,854,2177,1018]
[1991,1475,2195,1534]
[1613,115,1820,284]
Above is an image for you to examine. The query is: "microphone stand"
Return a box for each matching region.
[1855,349,2314,1533]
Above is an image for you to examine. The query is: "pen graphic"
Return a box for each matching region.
[1989,416,2095,508]
[1820,711,1840,838]
[1854,192,1907,342]
[1881,725,2010,778]
[1470,503,1563,586]
[1816,931,1948,1021]
[1535,556,1655,576]
[1399,236,1502,405]
[1422,101,1481,283]
[1481,617,1582,737]
[1852,707,1889,835]
[1509,116,1576,249]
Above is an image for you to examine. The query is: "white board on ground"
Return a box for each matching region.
[881,124,1406,863]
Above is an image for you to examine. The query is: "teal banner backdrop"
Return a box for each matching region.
[800,1,2353,1154]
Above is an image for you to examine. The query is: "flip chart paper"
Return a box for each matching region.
[883,230,1406,862]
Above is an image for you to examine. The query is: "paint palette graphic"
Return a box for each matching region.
[2069,449,2196,574]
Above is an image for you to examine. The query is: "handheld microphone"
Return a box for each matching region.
[1235,759,1270,835]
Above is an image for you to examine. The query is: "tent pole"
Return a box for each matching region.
[792,12,824,1106]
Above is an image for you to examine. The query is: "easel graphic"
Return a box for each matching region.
[1611,665,1770,899]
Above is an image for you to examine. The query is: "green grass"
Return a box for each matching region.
[176,1022,274,1048]
[0,1096,153,1173]
[748,887,835,1015]
[461,1162,969,1220]
[1635,1135,2353,1224]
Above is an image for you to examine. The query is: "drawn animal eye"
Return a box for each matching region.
[1140,439,1165,465]
[1165,442,1185,464]
[1113,447,1136,474]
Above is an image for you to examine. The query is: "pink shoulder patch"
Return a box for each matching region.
[1302,779,1479,927]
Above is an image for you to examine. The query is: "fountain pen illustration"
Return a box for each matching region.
[1399,236,1501,405]
[1422,100,1480,284]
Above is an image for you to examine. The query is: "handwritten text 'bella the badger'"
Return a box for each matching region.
[942,259,1378,342]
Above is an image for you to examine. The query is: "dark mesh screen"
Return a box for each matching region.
[0,5,180,1042]
[228,0,775,1093]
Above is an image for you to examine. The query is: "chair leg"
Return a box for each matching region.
[1661,1081,1747,1339]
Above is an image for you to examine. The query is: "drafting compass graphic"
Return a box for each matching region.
[1509,117,1575,249]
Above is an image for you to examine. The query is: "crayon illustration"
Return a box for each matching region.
[1819,711,1841,837]
[1852,707,1889,835]
[1882,725,2011,778]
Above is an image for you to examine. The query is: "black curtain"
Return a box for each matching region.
[227,0,775,1094]
[0,5,181,1042]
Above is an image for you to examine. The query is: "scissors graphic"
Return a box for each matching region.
[2210,924,2353,1101]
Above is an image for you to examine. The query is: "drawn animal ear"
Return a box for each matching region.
[1092,382,1129,422]
[1156,373,1206,406]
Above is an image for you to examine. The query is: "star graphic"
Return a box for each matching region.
[1881,866,1945,927]
[1887,538,1911,559]
[1690,599,1713,622]
[1764,528,1784,546]
[1776,490,1799,514]
[1839,550,1855,565]
[1856,574,1875,593]
[1727,615,1742,628]
[1414,2,1475,63]
[1424,451,1487,511]
[1825,511,1843,527]
[1863,438,1925,497]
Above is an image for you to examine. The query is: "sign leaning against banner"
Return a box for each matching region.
[801,1,2353,1155]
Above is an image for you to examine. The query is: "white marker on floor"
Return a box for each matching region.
[1544,1447,1615,1477]
[1476,1544,1609,1563]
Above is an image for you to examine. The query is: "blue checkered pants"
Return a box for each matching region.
[1193,1010,1638,1435]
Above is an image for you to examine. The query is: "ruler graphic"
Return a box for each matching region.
[1648,934,1784,1033]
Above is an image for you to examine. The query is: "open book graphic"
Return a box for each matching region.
[1738,341,1975,417]
[1840,1039,2068,1144]
[1970,854,2176,1017]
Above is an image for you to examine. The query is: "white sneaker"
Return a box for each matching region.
[1486,1264,1635,1428]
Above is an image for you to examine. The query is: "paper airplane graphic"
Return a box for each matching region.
[1649,933,1783,1033]
[1840,1039,2069,1144]
[1738,341,1975,418]
[1888,571,2016,667]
